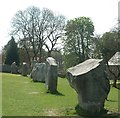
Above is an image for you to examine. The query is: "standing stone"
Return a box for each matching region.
[31,59,37,70]
[30,63,46,82]
[1,65,11,73]
[22,62,28,76]
[11,62,18,74]
[45,57,58,93]
[107,52,120,87]
[107,52,120,80]
[66,59,110,115]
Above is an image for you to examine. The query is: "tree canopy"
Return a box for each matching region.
[93,29,120,62]
[63,17,94,68]
[3,5,118,70]
[11,6,66,62]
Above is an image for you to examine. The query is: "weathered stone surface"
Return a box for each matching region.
[0,65,11,73]
[30,63,46,82]
[107,52,120,80]
[11,62,18,74]
[45,57,58,93]
[22,62,28,76]
[108,52,120,66]
[66,59,110,114]
[31,60,37,70]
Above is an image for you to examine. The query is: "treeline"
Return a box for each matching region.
[1,6,120,70]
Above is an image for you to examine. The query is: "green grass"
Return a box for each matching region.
[0,73,2,117]
[2,73,77,116]
[1,72,120,116]
[105,86,119,112]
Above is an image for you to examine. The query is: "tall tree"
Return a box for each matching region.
[5,36,19,65]
[91,34,103,59]
[98,30,120,88]
[11,6,66,62]
[63,17,94,68]
[99,31,119,62]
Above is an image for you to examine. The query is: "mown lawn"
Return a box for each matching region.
[1,72,120,116]
[0,73,2,118]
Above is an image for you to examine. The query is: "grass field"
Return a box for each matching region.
[1,72,120,116]
[0,73,2,118]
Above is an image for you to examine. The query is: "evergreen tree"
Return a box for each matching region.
[5,36,19,65]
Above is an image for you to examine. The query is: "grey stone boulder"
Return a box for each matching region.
[107,52,120,80]
[11,62,18,74]
[30,63,46,82]
[66,59,110,114]
[31,60,37,70]
[22,62,28,76]
[45,57,58,93]
[0,65,11,73]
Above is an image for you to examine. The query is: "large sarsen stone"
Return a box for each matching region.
[11,62,18,74]
[107,52,120,80]
[30,63,46,82]
[22,62,28,76]
[31,60,37,70]
[66,59,110,114]
[45,57,58,93]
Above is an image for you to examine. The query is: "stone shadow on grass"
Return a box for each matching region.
[46,90,65,96]
[31,80,45,83]
[106,99,118,102]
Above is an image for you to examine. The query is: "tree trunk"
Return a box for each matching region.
[113,79,117,87]
[38,47,43,62]
[24,46,31,65]
[77,38,82,63]
[81,34,85,62]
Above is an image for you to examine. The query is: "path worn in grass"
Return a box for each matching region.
[1,72,120,116]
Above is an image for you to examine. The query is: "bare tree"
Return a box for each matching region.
[44,12,66,56]
[10,6,66,63]
[11,6,43,62]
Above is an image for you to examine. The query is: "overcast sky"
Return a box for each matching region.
[0,0,119,50]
